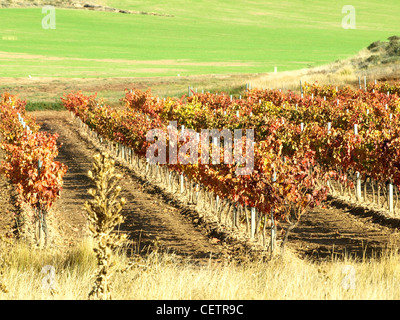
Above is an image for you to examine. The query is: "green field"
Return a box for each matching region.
[0,0,399,78]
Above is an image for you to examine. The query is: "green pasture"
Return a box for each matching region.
[0,0,399,78]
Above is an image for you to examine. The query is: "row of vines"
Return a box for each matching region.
[0,93,67,246]
[61,81,400,250]
[2,79,397,250]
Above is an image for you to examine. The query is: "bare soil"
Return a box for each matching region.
[0,74,255,106]
[287,203,400,260]
[31,111,229,262]
[2,110,400,263]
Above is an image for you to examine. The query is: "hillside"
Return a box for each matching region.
[250,36,400,91]
[1,0,400,79]
[0,1,400,104]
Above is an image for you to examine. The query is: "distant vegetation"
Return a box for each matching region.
[363,36,400,68]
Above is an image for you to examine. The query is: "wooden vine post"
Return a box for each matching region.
[37,159,48,247]
[270,171,277,254]
[354,124,362,202]
[250,207,256,239]
[388,182,394,214]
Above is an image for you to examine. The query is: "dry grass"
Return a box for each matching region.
[249,47,400,92]
[1,238,400,300]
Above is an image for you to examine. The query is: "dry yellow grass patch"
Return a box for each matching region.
[1,237,400,300]
[248,48,398,91]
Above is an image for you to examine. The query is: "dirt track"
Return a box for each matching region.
[32,111,227,261]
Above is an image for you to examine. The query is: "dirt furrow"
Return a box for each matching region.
[33,111,225,261]
[285,200,400,260]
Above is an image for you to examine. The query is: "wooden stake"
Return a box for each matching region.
[389,182,394,214]
[250,207,256,239]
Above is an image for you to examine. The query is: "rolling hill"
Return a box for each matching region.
[0,0,399,78]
